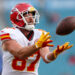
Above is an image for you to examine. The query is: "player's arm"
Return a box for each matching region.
[40,42,73,63]
[2,40,39,59]
[2,32,53,59]
[40,47,56,63]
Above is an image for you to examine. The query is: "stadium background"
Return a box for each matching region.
[0,0,75,75]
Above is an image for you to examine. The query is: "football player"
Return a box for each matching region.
[0,3,73,75]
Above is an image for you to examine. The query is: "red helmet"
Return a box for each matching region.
[10,3,40,30]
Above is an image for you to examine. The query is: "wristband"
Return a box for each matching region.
[45,52,52,63]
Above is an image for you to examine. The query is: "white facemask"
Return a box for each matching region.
[16,8,40,31]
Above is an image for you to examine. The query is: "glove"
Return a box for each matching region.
[35,32,54,48]
[53,42,73,58]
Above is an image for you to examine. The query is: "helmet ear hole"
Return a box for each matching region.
[17,14,22,20]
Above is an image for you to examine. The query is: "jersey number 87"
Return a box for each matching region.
[12,51,40,72]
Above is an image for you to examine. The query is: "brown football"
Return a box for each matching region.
[56,16,75,35]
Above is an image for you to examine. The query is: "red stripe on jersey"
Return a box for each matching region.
[0,33,10,37]
[1,37,11,41]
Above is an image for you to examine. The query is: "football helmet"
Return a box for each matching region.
[10,3,40,30]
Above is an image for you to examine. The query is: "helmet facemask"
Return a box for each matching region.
[15,8,40,31]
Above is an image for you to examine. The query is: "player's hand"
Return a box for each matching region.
[35,32,54,48]
[53,42,73,58]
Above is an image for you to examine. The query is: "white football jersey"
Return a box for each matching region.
[0,27,44,75]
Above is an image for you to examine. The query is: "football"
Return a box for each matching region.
[56,16,75,35]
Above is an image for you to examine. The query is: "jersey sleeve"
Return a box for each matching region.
[0,28,16,42]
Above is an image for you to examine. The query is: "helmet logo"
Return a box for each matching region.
[28,7,35,12]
